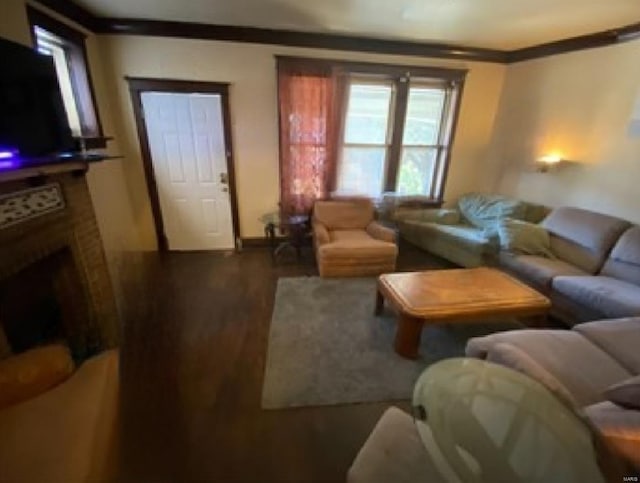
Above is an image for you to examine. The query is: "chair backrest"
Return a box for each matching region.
[313,199,374,230]
[600,226,640,286]
[541,207,630,273]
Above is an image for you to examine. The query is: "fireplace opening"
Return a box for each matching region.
[0,247,95,360]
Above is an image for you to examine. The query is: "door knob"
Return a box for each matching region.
[220,172,228,184]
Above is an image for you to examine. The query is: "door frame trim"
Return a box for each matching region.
[126,77,241,251]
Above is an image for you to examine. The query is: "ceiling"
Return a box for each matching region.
[73,0,640,50]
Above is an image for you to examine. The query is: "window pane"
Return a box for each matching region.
[35,27,82,136]
[396,147,437,196]
[402,87,446,145]
[343,83,392,144]
[337,147,387,197]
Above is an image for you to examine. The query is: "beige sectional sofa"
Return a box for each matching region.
[500,207,640,325]
[466,317,640,471]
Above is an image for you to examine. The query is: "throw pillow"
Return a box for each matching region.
[498,218,555,258]
[604,375,640,409]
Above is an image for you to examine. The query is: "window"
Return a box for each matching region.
[276,57,465,212]
[339,81,393,197]
[27,7,103,143]
[336,71,463,201]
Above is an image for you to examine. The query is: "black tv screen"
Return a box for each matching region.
[0,37,74,160]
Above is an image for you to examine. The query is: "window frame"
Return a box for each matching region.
[26,6,105,149]
[336,66,465,202]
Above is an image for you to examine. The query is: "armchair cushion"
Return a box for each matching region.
[0,344,74,410]
[366,222,396,243]
[313,199,374,230]
[322,230,397,259]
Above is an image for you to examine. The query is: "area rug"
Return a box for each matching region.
[262,276,522,409]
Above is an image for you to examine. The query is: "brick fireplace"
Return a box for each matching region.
[0,165,119,360]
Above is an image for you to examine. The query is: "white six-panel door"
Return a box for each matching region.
[141,92,235,250]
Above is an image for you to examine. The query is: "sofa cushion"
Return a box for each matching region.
[542,207,630,273]
[573,317,640,374]
[393,207,460,225]
[320,230,397,260]
[604,375,640,410]
[458,193,527,228]
[601,226,640,286]
[314,199,373,230]
[400,221,492,253]
[552,276,640,319]
[466,329,631,406]
[499,253,588,290]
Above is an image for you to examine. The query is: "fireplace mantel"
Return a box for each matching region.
[0,161,89,184]
[0,154,123,184]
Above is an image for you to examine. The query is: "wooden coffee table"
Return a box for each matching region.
[375,267,551,359]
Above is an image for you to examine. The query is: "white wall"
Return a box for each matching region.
[100,35,507,245]
[488,40,640,223]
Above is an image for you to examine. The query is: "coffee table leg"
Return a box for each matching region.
[374,290,384,315]
[394,314,422,359]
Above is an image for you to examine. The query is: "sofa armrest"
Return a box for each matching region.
[313,220,331,246]
[394,208,460,225]
[0,344,75,410]
[366,221,396,243]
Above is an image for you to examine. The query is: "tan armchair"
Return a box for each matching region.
[313,199,398,277]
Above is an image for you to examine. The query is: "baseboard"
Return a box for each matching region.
[240,236,285,248]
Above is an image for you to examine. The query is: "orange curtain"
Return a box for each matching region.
[277,60,339,215]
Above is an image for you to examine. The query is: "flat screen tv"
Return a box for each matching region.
[0,37,74,166]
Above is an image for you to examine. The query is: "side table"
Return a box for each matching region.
[261,212,311,262]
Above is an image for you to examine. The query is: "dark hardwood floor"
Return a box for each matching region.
[117,242,450,482]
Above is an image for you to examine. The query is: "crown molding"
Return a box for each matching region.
[508,22,640,62]
[96,18,508,63]
[32,0,640,64]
